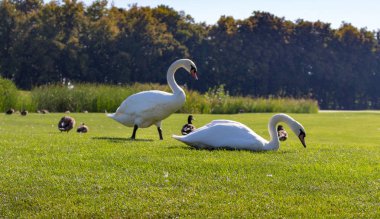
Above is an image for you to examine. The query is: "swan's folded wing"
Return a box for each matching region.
[116,91,172,112]
[173,122,267,150]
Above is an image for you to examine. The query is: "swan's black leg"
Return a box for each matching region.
[131,125,138,140]
[157,127,163,140]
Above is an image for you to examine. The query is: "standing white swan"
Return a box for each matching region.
[107,59,198,140]
[172,113,306,151]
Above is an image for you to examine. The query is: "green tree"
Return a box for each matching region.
[10,0,42,13]
[0,0,19,79]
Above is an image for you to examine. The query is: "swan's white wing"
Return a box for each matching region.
[111,90,185,127]
[117,90,176,113]
[206,119,241,126]
[173,121,268,150]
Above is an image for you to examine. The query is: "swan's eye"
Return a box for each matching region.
[299,129,306,137]
[190,65,197,72]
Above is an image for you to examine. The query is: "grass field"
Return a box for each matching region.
[0,112,379,218]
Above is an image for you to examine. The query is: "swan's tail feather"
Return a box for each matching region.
[173,135,205,149]
[107,113,115,118]
[172,135,184,141]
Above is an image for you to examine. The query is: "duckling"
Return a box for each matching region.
[58,116,76,132]
[181,115,196,135]
[77,123,89,133]
[277,125,288,141]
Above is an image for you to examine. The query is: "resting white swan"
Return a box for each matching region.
[107,59,198,140]
[172,113,306,151]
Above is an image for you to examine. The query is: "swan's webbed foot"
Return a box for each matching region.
[157,127,163,140]
[131,124,138,140]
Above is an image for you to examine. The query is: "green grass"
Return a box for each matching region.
[0,112,379,218]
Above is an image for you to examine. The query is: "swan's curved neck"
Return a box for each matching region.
[265,114,294,150]
[167,61,185,95]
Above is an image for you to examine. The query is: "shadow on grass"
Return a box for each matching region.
[92,136,153,142]
[168,144,244,152]
[169,144,295,153]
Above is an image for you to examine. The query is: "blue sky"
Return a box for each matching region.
[78,0,380,30]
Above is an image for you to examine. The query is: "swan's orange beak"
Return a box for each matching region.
[191,69,198,80]
[190,65,198,80]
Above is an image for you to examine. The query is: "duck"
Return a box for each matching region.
[21,110,28,116]
[277,125,288,141]
[5,108,15,115]
[38,109,49,114]
[58,116,76,132]
[107,59,198,140]
[172,113,306,151]
[181,115,196,135]
[77,123,89,133]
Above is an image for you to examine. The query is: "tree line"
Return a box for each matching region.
[1,0,380,109]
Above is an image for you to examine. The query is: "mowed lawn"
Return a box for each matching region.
[0,112,379,218]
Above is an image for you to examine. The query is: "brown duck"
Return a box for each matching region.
[6,108,15,115]
[277,125,288,141]
[77,123,89,133]
[181,115,196,135]
[58,116,76,132]
[21,110,28,116]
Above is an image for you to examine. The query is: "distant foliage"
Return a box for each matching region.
[31,83,162,112]
[29,83,318,113]
[15,90,37,112]
[0,77,18,112]
[200,85,318,114]
[1,1,377,109]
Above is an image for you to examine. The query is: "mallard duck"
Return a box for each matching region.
[5,108,14,115]
[181,115,196,135]
[277,125,288,141]
[58,116,76,132]
[173,114,306,151]
[107,59,198,140]
[21,110,28,116]
[77,123,89,133]
[38,109,49,114]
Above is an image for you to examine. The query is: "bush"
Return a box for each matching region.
[29,83,319,113]
[0,77,18,112]
[15,90,37,112]
[31,83,173,112]
[203,85,319,114]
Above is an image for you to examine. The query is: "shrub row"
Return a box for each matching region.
[3,81,319,114]
[185,85,319,114]
[0,77,18,112]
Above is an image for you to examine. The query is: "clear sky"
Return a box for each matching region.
[78,0,380,31]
